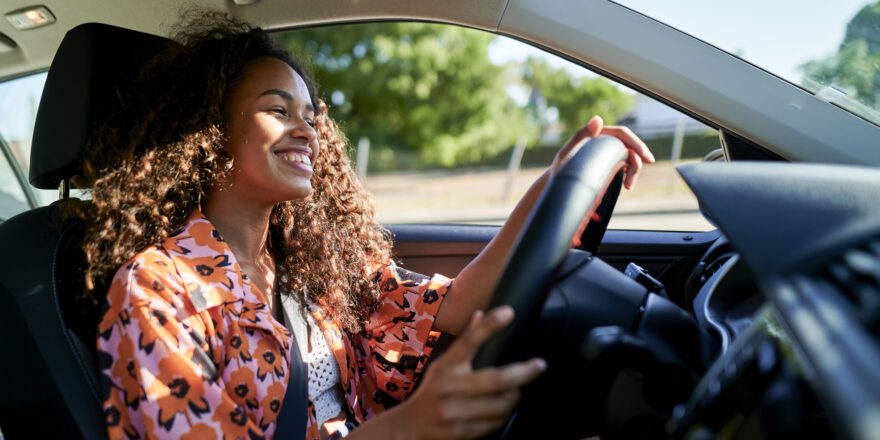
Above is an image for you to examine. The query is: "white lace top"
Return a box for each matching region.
[280,293,346,427]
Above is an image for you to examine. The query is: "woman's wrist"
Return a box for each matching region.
[344,401,417,440]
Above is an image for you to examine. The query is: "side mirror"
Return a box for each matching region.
[702,148,727,162]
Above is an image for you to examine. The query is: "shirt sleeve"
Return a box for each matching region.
[359,260,452,403]
[96,250,267,440]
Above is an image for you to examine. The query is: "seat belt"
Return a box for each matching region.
[273,322,309,438]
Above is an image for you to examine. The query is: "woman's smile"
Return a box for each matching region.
[274,148,313,174]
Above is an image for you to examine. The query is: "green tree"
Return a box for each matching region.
[276,23,533,167]
[802,2,880,107]
[521,57,634,139]
[275,23,634,169]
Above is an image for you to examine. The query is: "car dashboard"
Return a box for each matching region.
[667,161,880,440]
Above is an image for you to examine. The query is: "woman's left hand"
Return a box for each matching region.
[550,115,655,189]
[433,115,655,337]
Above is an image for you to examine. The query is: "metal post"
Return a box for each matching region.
[501,136,528,203]
[668,117,685,194]
[356,137,370,182]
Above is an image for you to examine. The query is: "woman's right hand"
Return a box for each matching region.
[394,306,546,439]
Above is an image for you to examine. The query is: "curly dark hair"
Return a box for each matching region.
[74,10,392,332]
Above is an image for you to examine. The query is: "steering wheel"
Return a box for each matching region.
[473,135,629,369]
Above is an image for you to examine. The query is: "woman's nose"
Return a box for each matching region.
[290,118,317,143]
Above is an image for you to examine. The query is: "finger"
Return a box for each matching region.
[600,125,655,163]
[555,116,604,171]
[467,309,483,331]
[586,114,604,137]
[450,419,510,440]
[443,389,521,422]
[624,149,644,189]
[448,358,547,396]
[444,306,515,363]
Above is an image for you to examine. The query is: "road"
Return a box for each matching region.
[364,159,714,231]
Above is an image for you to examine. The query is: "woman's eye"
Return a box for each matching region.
[306,120,316,128]
[270,107,288,116]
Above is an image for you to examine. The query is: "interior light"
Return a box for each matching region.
[24,10,47,25]
[5,5,56,30]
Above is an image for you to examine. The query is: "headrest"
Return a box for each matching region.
[29,23,175,189]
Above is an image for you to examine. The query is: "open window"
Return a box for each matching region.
[274,22,716,232]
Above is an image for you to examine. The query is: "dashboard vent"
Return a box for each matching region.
[819,238,880,332]
[700,253,734,285]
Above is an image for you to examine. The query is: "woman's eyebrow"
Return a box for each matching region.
[258,88,293,100]
[258,88,315,113]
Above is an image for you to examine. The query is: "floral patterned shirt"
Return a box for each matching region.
[98,211,451,439]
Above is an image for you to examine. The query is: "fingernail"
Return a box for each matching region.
[495,305,514,322]
[625,174,638,189]
[535,358,547,372]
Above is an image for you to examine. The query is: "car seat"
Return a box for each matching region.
[0,23,173,440]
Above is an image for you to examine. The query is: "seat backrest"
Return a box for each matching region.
[0,23,174,440]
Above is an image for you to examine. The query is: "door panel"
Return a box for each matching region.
[388,224,720,304]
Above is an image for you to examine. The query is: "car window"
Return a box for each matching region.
[0,147,30,220]
[275,23,715,231]
[615,0,880,126]
[0,71,56,216]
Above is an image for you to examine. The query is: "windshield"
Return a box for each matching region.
[615,0,880,125]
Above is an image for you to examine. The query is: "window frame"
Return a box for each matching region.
[0,130,39,211]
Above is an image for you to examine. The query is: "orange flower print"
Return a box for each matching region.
[227,367,259,409]
[111,334,145,408]
[149,351,211,430]
[137,305,181,354]
[164,235,193,256]
[230,301,266,325]
[178,255,235,289]
[255,337,285,381]
[190,221,228,255]
[180,423,218,440]
[258,381,286,431]
[211,394,251,439]
[98,278,128,339]
[134,266,176,304]
[104,392,139,440]
[224,326,253,367]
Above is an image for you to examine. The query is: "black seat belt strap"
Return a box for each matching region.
[273,330,309,438]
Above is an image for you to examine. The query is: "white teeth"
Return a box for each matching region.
[278,152,311,165]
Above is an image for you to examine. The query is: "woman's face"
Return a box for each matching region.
[221,57,320,205]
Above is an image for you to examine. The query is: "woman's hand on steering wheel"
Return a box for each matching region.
[551,115,655,189]
[393,306,546,440]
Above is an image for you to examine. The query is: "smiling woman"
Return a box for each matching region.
[68,10,611,440]
[54,7,655,439]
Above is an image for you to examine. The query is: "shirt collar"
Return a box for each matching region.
[161,209,248,312]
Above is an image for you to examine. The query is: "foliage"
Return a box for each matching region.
[801,2,880,107]
[275,22,633,168]
[521,57,634,139]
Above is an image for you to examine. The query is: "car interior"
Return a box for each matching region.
[2,1,880,440]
